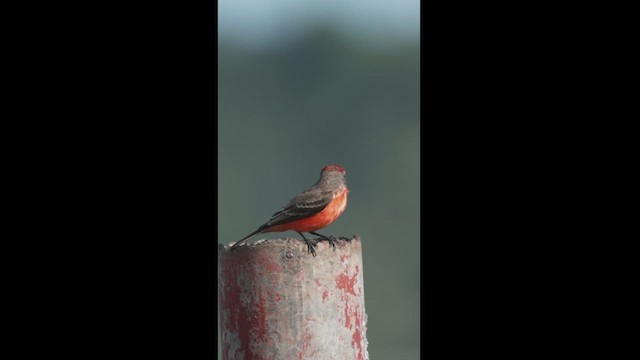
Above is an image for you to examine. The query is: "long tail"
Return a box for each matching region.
[229,226,266,249]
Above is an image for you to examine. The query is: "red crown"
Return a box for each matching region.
[322,164,345,172]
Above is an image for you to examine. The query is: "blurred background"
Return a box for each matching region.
[218,1,420,358]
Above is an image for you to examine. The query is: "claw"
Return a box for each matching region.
[298,232,318,257]
[309,231,338,252]
[306,241,317,257]
[326,236,337,251]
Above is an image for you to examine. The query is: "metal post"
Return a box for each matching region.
[218,236,369,360]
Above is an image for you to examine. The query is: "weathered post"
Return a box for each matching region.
[218,236,369,360]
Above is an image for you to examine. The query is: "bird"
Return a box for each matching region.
[230,164,349,256]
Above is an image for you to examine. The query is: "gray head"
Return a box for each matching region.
[316,163,347,189]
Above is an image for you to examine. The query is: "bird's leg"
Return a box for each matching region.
[297,232,317,257]
[310,231,337,251]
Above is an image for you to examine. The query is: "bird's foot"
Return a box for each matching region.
[304,238,318,257]
[310,232,338,252]
[325,236,337,251]
[298,232,318,257]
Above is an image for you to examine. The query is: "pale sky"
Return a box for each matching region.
[219,0,420,47]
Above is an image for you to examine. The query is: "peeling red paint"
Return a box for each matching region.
[219,250,284,359]
[253,293,269,343]
[351,307,364,360]
[219,253,255,359]
[263,253,283,273]
[344,301,351,329]
[352,328,363,360]
[219,238,368,359]
[301,326,312,354]
[335,271,358,297]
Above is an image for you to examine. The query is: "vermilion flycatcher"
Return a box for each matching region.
[230,164,349,256]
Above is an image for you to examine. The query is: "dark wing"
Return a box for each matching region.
[264,189,334,228]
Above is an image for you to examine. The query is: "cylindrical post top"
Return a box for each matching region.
[218,236,369,360]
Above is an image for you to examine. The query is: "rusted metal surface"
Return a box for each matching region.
[218,236,369,360]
